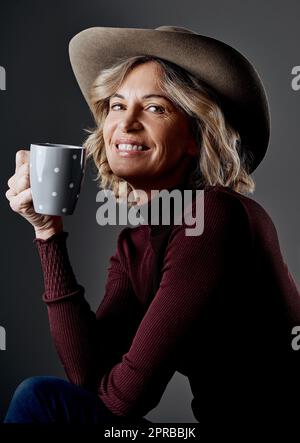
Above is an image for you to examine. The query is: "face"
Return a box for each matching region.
[103,61,199,197]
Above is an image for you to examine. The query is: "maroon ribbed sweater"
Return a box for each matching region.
[33,185,300,423]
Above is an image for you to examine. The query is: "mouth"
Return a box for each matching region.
[115,143,150,151]
[113,143,151,156]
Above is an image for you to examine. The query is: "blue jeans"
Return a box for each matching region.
[4,376,151,424]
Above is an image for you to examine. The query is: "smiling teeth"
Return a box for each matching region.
[117,144,144,151]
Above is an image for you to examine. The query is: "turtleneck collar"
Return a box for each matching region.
[133,181,200,232]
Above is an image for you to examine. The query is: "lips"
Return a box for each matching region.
[113,144,150,156]
[115,144,150,151]
[114,140,150,150]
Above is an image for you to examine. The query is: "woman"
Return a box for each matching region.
[4,25,300,430]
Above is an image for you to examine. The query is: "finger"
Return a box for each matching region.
[16,173,30,195]
[5,188,17,201]
[7,174,16,190]
[7,163,29,193]
[15,150,30,174]
[16,163,30,194]
[16,162,30,176]
[9,187,32,213]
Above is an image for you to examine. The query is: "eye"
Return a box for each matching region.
[110,103,124,111]
[109,103,165,113]
[147,105,165,113]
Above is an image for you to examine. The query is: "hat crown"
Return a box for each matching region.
[155,25,197,35]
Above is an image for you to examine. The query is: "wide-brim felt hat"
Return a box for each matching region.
[69,25,270,173]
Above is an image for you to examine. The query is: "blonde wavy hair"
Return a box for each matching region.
[83,55,255,203]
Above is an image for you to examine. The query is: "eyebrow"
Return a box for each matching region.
[110,93,173,104]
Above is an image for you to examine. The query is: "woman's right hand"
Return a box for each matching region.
[5,149,63,239]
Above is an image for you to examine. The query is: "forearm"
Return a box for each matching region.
[33,231,104,388]
[33,231,78,299]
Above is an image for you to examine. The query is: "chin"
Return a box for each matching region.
[111,166,148,179]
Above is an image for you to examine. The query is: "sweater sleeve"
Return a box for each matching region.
[97,194,247,418]
[33,229,143,390]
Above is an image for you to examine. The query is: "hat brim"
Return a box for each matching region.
[69,26,270,173]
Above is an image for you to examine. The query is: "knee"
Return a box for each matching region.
[12,376,62,402]
[4,376,63,423]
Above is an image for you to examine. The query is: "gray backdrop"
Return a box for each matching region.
[1,0,299,422]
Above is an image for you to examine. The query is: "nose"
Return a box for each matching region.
[118,108,143,132]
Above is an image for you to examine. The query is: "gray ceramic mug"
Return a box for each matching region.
[30,143,86,216]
